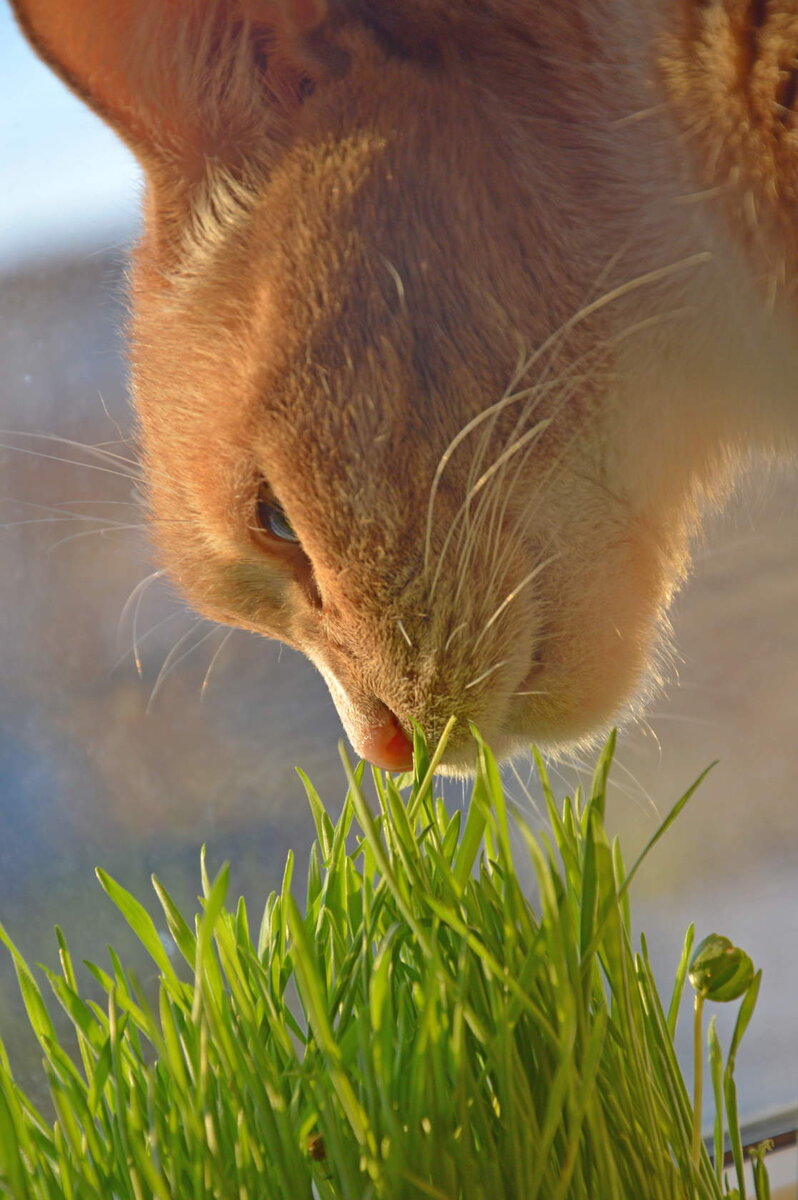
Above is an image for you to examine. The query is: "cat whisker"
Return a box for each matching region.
[460,300,691,585]
[96,391,130,444]
[472,554,560,652]
[472,302,692,599]
[94,437,136,449]
[471,296,666,600]
[0,501,148,542]
[601,749,660,817]
[2,496,189,529]
[0,516,120,529]
[118,569,167,630]
[423,250,710,577]
[456,284,604,507]
[117,569,168,674]
[641,710,721,727]
[49,523,146,550]
[152,622,224,705]
[535,754,582,799]
[464,659,509,690]
[111,607,185,676]
[200,627,236,698]
[551,732,659,815]
[443,620,468,654]
[467,418,552,506]
[633,715,664,763]
[609,102,667,128]
[424,379,552,581]
[454,413,564,604]
[396,618,413,649]
[456,388,585,607]
[147,619,215,711]
[429,404,556,604]
[1,497,146,527]
[505,758,544,819]
[452,346,610,603]
[0,439,140,482]
[436,330,604,602]
[0,428,142,474]
[43,497,143,507]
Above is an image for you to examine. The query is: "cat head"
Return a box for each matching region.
[13,0,798,770]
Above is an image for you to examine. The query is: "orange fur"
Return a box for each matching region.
[11,0,798,771]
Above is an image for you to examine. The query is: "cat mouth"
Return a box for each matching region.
[415,651,547,776]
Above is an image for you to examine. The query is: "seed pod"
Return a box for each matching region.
[688,934,754,1002]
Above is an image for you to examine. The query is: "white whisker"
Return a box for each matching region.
[609,103,667,128]
[460,378,587,608]
[450,344,610,606]
[111,609,183,677]
[467,418,552,500]
[0,440,139,481]
[2,498,139,522]
[429,409,556,603]
[0,516,118,529]
[43,498,142,507]
[443,620,468,654]
[396,618,413,649]
[642,711,721,727]
[423,250,710,577]
[602,750,660,817]
[0,428,141,472]
[117,569,167,675]
[473,554,561,651]
[97,392,129,444]
[48,523,145,550]
[506,758,544,819]
[118,569,166,633]
[634,716,664,763]
[464,659,509,690]
[147,620,210,711]
[201,628,236,698]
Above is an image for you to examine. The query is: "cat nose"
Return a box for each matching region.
[356,711,414,772]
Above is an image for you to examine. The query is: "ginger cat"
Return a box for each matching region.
[11,0,798,773]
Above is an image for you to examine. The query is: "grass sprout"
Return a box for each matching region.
[0,730,769,1199]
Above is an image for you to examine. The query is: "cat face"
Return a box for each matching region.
[12,0,798,771]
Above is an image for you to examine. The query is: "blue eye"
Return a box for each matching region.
[256,486,300,544]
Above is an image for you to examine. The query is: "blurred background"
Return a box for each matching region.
[1,0,795,1151]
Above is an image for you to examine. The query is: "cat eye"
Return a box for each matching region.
[252,482,322,609]
[255,483,300,544]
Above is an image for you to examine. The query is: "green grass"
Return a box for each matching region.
[0,729,767,1199]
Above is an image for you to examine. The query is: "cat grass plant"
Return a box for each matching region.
[0,729,767,1199]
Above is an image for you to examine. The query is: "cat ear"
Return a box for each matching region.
[10,0,332,171]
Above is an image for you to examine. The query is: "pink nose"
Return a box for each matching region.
[356,712,414,771]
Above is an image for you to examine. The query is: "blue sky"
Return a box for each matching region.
[1,5,142,268]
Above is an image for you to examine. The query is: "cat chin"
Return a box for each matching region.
[430,618,667,778]
[430,698,639,780]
